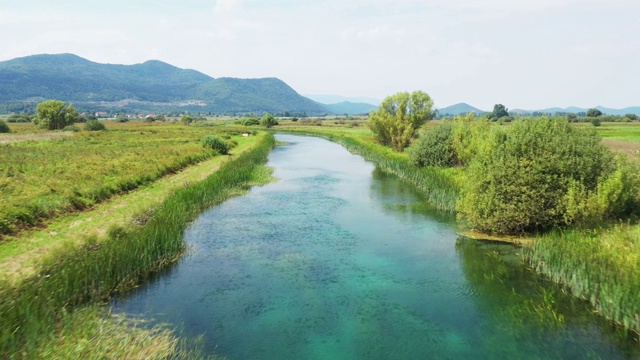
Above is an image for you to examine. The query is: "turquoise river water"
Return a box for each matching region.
[113,134,639,359]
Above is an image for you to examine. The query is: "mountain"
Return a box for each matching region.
[322,101,377,115]
[437,103,486,116]
[512,106,640,116]
[0,53,327,114]
[304,94,380,106]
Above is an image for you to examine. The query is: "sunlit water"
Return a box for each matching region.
[113,135,639,359]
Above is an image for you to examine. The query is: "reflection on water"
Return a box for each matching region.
[113,135,638,359]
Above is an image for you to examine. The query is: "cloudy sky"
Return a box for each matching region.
[1,0,638,109]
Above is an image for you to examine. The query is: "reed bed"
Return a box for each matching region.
[528,225,640,333]
[275,128,461,212]
[0,132,275,357]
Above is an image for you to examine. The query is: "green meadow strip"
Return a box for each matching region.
[0,132,275,357]
[274,128,461,212]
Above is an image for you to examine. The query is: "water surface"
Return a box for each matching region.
[114,135,638,359]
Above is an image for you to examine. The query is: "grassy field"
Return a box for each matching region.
[0,121,274,358]
[0,121,253,237]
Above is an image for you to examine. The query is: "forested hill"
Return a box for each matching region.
[0,53,327,114]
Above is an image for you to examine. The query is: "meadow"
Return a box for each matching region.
[0,121,252,237]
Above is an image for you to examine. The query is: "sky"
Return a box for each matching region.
[1,0,639,110]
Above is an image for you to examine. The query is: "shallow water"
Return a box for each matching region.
[113,134,639,359]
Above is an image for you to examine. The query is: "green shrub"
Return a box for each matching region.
[84,120,106,131]
[63,125,81,132]
[0,120,10,133]
[7,114,32,123]
[590,117,601,126]
[201,135,230,154]
[260,114,278,128]
[456,117,633,235]
[409,122,457,167]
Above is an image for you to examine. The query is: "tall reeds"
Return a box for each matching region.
[528,225,640,333]
[0,133,275,356]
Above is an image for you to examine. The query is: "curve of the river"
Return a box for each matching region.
[113,134,638,359]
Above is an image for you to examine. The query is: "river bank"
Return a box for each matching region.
[274,124,640,336]
[0,125,275,358]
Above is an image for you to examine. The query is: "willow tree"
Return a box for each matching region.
[33,100,79,130]
[368,91,435,151]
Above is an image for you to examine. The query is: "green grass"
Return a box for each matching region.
[596,123,640,142]
[0,122,248,236]
[0,131,275,357]
[528,225,640,332]
[31,306,220,359]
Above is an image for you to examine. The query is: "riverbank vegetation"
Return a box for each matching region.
[274,110,640,334]
[0,121,274,357]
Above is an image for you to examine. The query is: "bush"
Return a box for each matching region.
[201,135,230,155]
[590,117,601,126]
[7,114,32,123]
[0,120,11,133]
[84,120,106,131]
[409,122,457,167]
[181,115,193,126]
[260,114,278,128]
[456,117,635,235]
[244,118,260,126]
[63,125,81,132]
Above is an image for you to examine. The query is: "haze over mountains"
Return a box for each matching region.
[0,54,638,116]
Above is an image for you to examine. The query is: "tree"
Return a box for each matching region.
[33,100,79,130]
[260,113,278,128]
[566,113,578,122]
[624,113,638,121]
[456,118,636,235]
[587,108,603,117]
[489,104,509,120]
[368,91,435,151]
[181,114,193,126]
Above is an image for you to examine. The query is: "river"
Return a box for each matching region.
[113,134,638,359]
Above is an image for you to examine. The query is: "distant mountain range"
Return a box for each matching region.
[438,103,640,117]
[510,106,640,116]
[0,54,346,114]
[2,54,638,116]
[437,103,486,116]
[304,94,380,106]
